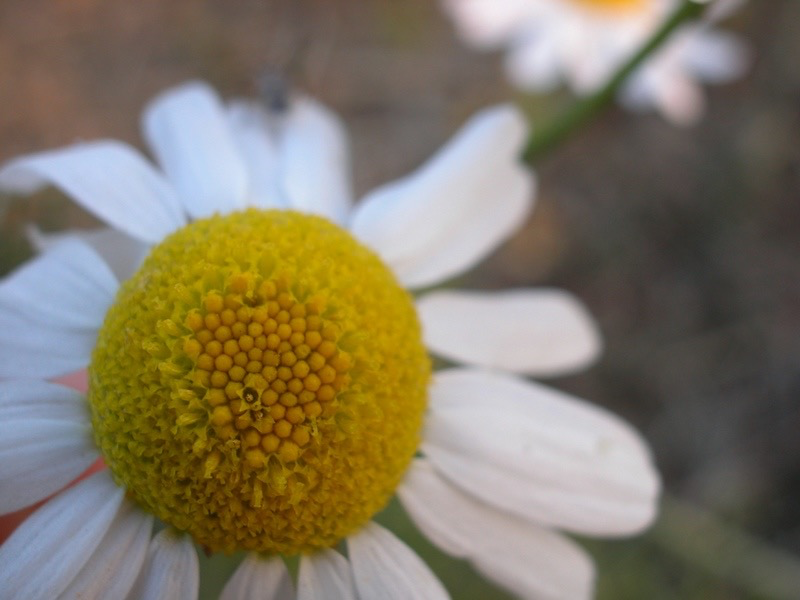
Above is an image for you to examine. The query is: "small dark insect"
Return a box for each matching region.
[258,71,290,113]
[242,387,258,404]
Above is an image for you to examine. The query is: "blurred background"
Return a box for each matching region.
[1,0,798,598]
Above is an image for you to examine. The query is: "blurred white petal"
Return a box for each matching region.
[655,71,706,127]
[705,0,747,22]
[128,529,199,600]
[505,35,563,92]
[417,288,601,376]
[348,522,449,600]
[297,550,356,600]
[142,80,248,219]
[26,224,149,282]
[423,368,661,536]
[59,501,153,599]
[0,380,97,513]
[0,239,117,378]
[351,104,534,288]
[441,0,545,48]
[400,458,594,600]
[278,95,353,224]
[440,0,748,124]
[220,554,294,600]
[225,100,284,209]
[0,471,123,599]
[0,141,185,244]
[684,29,751,83]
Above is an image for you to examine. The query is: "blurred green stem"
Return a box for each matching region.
[522,0,706,163]
[655,494,800,599]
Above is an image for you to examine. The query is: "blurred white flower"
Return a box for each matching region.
[442,0,750,124]
[0,81,660,599]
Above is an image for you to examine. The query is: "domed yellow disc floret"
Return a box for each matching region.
[89,209,430,554]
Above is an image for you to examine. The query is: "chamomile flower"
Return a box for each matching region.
[0,81,659,598]
[441,0,750,124]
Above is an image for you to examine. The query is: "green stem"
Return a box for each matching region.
[522,0,707,163]
[655,494,800,599]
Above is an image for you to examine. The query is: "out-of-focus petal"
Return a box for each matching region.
[225,100,284,209]
[423,368,661,536]
[278,95,353,225]
[59,501,153,599]
[297,550,356,600]
[441,0,749,125]
[0,239,117,378]
[654,70,705,126]
[53,369,89,393]
[0,471,124,599]
[0,380,97,513]
[348,522,450,600]
[704,0,747,22]
[220,554,294,600]
[440,0,545,48]
[0,141,185,244]
[128,529,199,600]
[350,105,534,289]
[684,29,750,83]
[504,35,563,92]
[142,80,249,219]
[399,458,594,600]
[26,224,149,282]
[417,288,602,376]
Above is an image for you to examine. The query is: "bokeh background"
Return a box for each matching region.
[1,1,798,598]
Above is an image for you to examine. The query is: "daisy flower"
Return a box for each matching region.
[0,81,659,598]
[441,0,750,125]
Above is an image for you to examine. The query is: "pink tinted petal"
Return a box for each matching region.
[53,369,89,393]
[0,459,106,544]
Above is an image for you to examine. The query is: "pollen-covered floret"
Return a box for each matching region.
[187,280,351,468]
[89,209,430,554]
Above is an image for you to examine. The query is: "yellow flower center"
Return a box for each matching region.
[89,209,430,554]
[572,0,645,13]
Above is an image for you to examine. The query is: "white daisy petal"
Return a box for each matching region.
[440,0,542,48]
[297,550,357,600]
[226,100,284,209]
[279,95,353,224]
[505,35,564,92]
[350,104,534,288]
[348,522,450,600]
[26,224,150,283]
[562,14,632,94]
[417,288,602,376]
[399,458,594,600]
[0,380,97,513]
[142,80,249,219]
[684,29,750,83]
[0,471,124,600]
[0,140,185,244]
[59,500,153,599]
[653,71,705,127]
[441,0,748,124]
[0,238,117,378]
[423,368,661,536]
[620,67,659,114]
[128,529,199,600]
[220,554,294,600]
[705,0,747,22]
